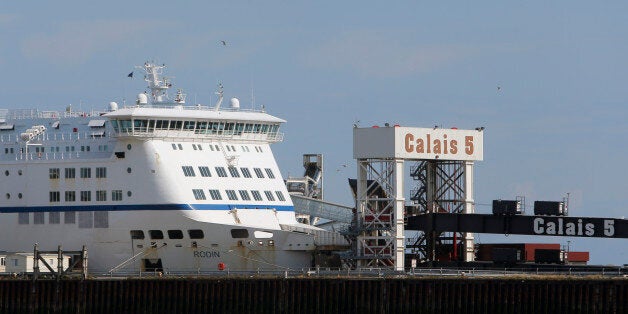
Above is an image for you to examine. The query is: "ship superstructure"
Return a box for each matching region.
[0,62,322,273]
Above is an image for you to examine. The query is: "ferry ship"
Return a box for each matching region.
[0,62,333,273]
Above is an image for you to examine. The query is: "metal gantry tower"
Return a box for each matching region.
[407,160,475,262]
[353,126,483,270]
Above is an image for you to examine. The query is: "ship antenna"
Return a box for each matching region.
[214,82,224,110]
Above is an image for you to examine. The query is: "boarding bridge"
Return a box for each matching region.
[291,195,354,225]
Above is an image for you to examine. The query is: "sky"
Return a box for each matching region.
[1,1,626,265]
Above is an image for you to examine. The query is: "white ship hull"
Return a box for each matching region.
[0,62,326,274]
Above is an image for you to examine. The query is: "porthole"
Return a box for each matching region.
[4,170,8,176]
[127,167,132,173]
[18,193,22,199]
[18,170,22,176]
[6,193,10,199]
[127,191,132,197]
[127,144,132,150]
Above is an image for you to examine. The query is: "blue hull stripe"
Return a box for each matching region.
[0,204,295,213]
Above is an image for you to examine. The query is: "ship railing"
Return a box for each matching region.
[15,151,112,161]
[0,131,112,143]
[2,108,108,120]
[96,265,627,279]
[113,129,284,142]
[120,103,268,114]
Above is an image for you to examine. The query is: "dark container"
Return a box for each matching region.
[534,249,564,264]
[533,201,565,216]
[492,200,521,215]
[492,248,521,264]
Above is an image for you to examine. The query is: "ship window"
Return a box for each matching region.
[18,212,29,224]
[96,190,107,202]
[238,190,251,201]
[5,193,9,199]
[65,168,76,179]
[18,193,22,199]
[192,189,206,200]
[111,120,119,132]
[182,166,196,177]
[197,145,202,151]
[215,167,228,177]
[253,168,264,178]
[127,167,132,173]
[50,191,61,202]
[112,190,123,201]
[80,168,91,178]
[208,145,214,151]
[115,152,125,158]
[258,146,263,153]
[264,191,275,201]
[188,229,204,239]
[265,168,276,179]
[94,211,108,228]
[34,212,45,224]
[228,167,240,178]
[4,170,8,176]
[127,191,132,197]
[168,230,184,239]
[49,212,60,224]
[276,191,286,202]
[65,191,76,202]
[215,145,220,151]
[231,229,249,238]
[198,166,212,177]
[183,121,195,130]
[172,143,177,150]
[49,168,60,179]
[177,144,183,150]
[130,230,144,239]
[251,190,263,201]
[155,120,169,130]
[133,119,148,132]
[149,230,164,239]
[64,212,76,224]
[195,121,208,134]
[208,189,222,200]
[192,144,197,150]
[225,190,238,200]
[78,212,93,228]
[96,167,107,178]
[80,191,91,202]
[241,168,252,178]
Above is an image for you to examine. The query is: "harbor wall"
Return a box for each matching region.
[0,277,625,313]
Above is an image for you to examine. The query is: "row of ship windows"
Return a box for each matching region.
[130,228,250,240]
[47,190,131,202]
[113,119,279,136]
[172,143,263,153]
[18,211,109,228]
[182,166,275,179]
[192,189,286,202]
[49,167,110,179]
[4,145,109,154]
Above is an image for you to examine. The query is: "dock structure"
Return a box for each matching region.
[351,125,484,270]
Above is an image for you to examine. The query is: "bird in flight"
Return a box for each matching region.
[220,40,227,46]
